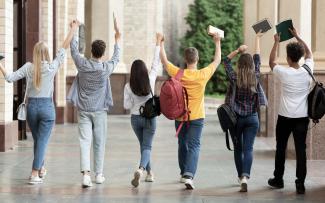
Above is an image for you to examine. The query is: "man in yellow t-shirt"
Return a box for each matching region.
[158,33,221,190]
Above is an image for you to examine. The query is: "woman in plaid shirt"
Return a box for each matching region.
[223,32,267,192]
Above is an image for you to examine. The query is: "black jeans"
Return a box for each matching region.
[273,115,309,183]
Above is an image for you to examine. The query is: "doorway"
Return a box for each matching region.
[13,0,26,140]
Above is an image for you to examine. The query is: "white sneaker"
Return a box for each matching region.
[82,174,93,188]
[240,176,248,192]
[95,174,106,184]
[180,176,186,183]
[39,168,47,179]
[237,177,241,186]
[131,169,143,187]
[184,178,195,190]
[145,172,154,182]
[29,175,43,185]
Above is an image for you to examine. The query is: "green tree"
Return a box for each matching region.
[180,0,243,94]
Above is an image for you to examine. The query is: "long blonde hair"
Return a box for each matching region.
[236,53,257,93]
[32,42,50,90]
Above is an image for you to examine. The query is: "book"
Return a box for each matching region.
[0,55,4,61]
[252,18,272,34]
[276,19,294,42]
[207,25,224,38]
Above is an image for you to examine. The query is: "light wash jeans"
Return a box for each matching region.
[230,112,259,178]
[131,115,156,172]
[27,98,55,170]
[78,110,107,174]
[175,119,204,179]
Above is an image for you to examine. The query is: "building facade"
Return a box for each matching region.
[243,0,325,159]
[1,0,324,160]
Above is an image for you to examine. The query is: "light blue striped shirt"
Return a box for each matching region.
[68,36,120,112]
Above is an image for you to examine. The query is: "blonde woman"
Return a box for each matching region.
[223,32,267,192]
[0,21,78,184]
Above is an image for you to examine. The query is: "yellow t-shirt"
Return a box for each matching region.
[165,62,217,121]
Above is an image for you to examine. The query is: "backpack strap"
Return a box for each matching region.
[175,69,184,81]
[302,64,317,83]
[225,131,233,151]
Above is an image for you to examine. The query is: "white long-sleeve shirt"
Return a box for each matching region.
[123,46,161,115]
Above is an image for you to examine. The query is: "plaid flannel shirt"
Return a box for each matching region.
[224,54,268,116]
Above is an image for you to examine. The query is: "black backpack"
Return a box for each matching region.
[139,90,161,119]
[302,64,325,123]
[217,84,237,150]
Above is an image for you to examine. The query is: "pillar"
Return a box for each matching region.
[0,0,18,151]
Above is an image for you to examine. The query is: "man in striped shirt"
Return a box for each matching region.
[69,20,121,188]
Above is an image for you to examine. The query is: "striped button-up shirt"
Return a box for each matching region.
[224,54,267,116]
[69,36,120,112]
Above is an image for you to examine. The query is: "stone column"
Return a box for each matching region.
[86,0,126,73]
[163,0,194,66]
[309,0,325,159]
[243,0,278,137]
[55,0,68,123]
[54,0,84,123]
[124,0,163,71]
[312,0,325,70]
[0,0,18,151]
[40,0,54,60]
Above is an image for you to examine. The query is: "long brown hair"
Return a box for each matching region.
[32,42,50,90]
[236,53,257,93]
[129,60,151,96]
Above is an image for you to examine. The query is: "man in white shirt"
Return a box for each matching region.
[268,28,313,195]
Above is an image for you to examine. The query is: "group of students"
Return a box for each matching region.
[0,17,314,195]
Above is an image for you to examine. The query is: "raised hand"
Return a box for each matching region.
[156,33,164,44]
[274,33,280,43]
[256,30,264,38]
[212,33,221,43]
[113,13,121,42]
[70,20,79,31]
[238,45,248,53]
[289,27,299,39]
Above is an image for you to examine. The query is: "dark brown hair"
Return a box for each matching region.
[184,47,199,64]
[286,42,305,63]
[236,53,257,92]
[130,60,151,96]
[91,40,106,58]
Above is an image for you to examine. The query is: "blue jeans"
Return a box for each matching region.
[78,111,107,174]
[27,98,55,170]
[131,115,156,172]
[175,119,204,179]
[230,113,259,178]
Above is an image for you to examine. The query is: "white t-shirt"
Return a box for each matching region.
[273,58,314,118]
[123,46,161,115]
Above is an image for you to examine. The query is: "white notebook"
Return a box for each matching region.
[207,25,224,38]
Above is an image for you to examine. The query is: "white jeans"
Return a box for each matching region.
[78,110,107,174]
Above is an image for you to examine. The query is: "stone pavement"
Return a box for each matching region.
[0,115,325,203]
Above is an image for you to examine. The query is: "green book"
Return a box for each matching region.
[276,19,294,42]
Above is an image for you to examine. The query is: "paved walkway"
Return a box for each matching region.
[0,115,325,203]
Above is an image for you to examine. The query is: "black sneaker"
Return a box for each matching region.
[268,178,284,189]
[295,181,305,194]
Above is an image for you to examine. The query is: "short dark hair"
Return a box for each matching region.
[286,42,305,63]
[184,47,199,64]
[91,40,106,58]
[129,60,151,96]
